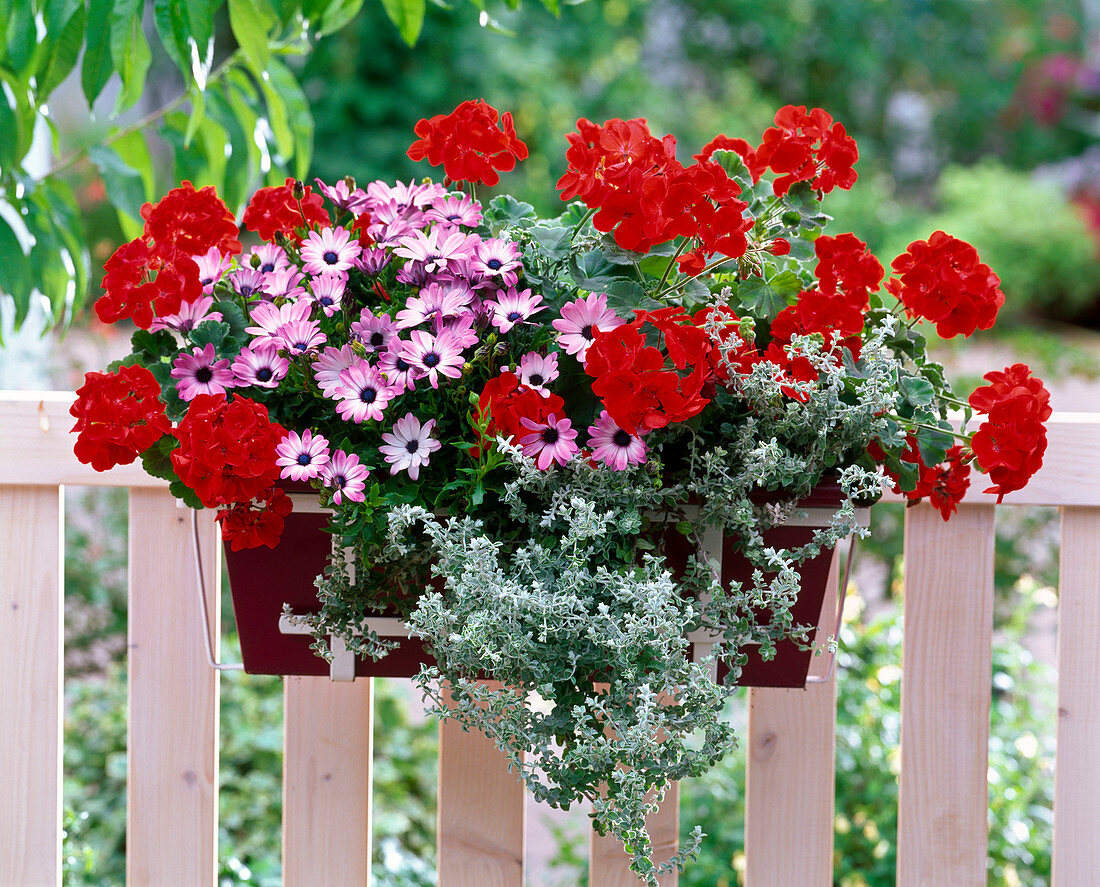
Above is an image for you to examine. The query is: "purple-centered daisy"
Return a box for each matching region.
[243,243,290,275]
[487,286,544,333]
[232,342,289,389]
[399,329,465,389]
[587,410,648,471]
[425,194,483,229]
[355,246,392,276]
[194,248,233,294]
[262,267,308,301]
[518,413,580,470]
[313,345,359,397]
[335,362,397,423]
[379,412,442,481]
[150,295,222,335]
[351,309,400,354]
[517,352,559,394]
[365,179,445,213]
[377,345,419,392]
[552,293,624,362]
[393,227,476,275]
[367,205,423,247]
[396,281,474,329]
[274,319,327,355]
[230,267,269,301]
[320,449,369,505]
[309,275,346,317]
[300,226,361,276]
[276,429,331,482]
[470,238,523,287]
[170,343,235,401]
[435,311,480,349]
[246,300,313,346]
[314,176,368,213]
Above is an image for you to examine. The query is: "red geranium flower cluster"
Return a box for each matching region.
[216,486,293,551]
[770,288,866,358]
[407,100,529,187]
[813,234,883,307]
[475,371,564,453]
[886,231,1004,338]
[96,182,242,328]
[70,365,171,471]
[586,308,711,434]
[968,364,1051,502]
[699,106,859,198]
[171,394,286,508]
[556,118,752,269]
[242,178,329,245]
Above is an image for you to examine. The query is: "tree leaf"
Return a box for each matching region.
[110,0,152,116]
[183,84,205,148]
[266,58,313,179]
[35,180,89,322]
[315,0,366,36]
[0,211,34,329]
[36,2,85,99]
[4,0,38,75]
[228,0,276,73]
[81,0,117,106]
[379,0,425,45]
[89,143,148,229]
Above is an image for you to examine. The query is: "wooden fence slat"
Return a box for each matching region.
[1052,507,1100,885]
[897,503,995,887]
[283,676,373,886]
[127,490,220,886]
[438,706,525,886]
[0,485,63,887]
[589,784,681,887]
[744,549,839,886]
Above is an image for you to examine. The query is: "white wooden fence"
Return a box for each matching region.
[2,390,1099,886]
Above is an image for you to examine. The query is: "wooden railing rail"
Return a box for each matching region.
[2,391,1098,886]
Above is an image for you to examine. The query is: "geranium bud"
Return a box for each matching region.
[291,180,306,200]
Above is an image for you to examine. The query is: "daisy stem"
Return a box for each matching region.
[655,239,691,293]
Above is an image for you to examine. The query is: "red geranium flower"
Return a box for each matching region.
[751,105,859,196]
[140,180,242,260]
[408,100,529,187]
[887,231,1004,338]
[171,394,286,508]
[71,365,171,471]
[474,371,564,454]
[968,364,1051,502]
[216,485,294,551]
[95,240,203,329]
[876,436,973,520]
[769,288,866,358]
[242,178,329,245]
[813,234,883,308]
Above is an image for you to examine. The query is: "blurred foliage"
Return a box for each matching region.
[678,579,1057,887]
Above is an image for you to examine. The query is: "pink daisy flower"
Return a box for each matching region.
[309,275,346,317]
[435,311,479,349]
[276,429,331,482]
[379,412,442,481]
[517,352,559,393]
[470,238,523,287]
[313,345,359,397]
[274,319,327,355]
[170,344,235,401]
[243,243,290,275]
[587,410,648,471]
[425,194,482,228]
[314,176,368,213]
[552,293,624,362]
[377,345,419,392]
[355,247,392,276]
[232,343,289,388]
[335,362,398,423]
[230,268,269,301]
[518,414,579,470]
[393,227,476,274]
[246,300,313,346]
[367,204,424,246]
[399,329,465,389]
[262,268,308,301]
[487,286,543,333]
[396,281,474,329]
[366,179,445,212]
[320,450,369,505]
[300,226,361,276]
[351,309,400,354]
[194,248,233,294]
[150,295,222,335]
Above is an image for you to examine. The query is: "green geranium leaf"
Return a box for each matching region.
[486,195,536,229]
[190,319,230,352]
[529,225,572,263]
[915,423,954,469]
[899,376,935,408]
[131,328,177,361]
[168,479,204,510]
[738,271,801,320]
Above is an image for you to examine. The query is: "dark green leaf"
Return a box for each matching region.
[485,194,536,229]
[190,319,230,352]
[738,271,801,320]
[915,424,953,469]
[0,212,34,329]
[899,376,935,408]
[88,143,147,227]
[110,0,152,116]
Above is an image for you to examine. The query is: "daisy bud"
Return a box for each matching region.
[250,253,262,269]
[351,340,369,358]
